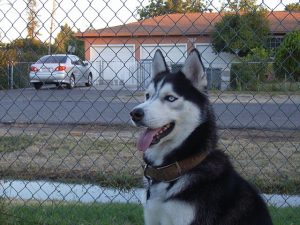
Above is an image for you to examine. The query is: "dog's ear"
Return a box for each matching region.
[152,49,169,78]
[181,49,207,91]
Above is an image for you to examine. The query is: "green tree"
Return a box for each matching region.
[221,0,261,12]
[0,43,17,68]
[0,43,17,89]
[285,3,300,12]
[138,0,206,20]
[0,38,49,89]
[26,0,40,39]
[54,24,84,59]
[230,47,270,90]
[185,0,206,12]
[212,11,269,56]
[138,0,164,20]
[274,31,300,81]
[10,38,48,62]
[0,38,48,89]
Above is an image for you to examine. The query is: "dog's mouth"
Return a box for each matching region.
[137,122,175,152]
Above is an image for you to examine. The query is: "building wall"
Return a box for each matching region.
[82,35,211,60]
[80,35,235,90]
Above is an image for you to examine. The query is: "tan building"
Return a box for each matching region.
[76,11,300,89]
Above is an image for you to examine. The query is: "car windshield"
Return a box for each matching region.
[37,56,68,64]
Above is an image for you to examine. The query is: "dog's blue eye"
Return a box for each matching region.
[145,93,150,100]
[165,95,177,102]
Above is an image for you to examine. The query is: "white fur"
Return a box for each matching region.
[144,176,195,225]
[138,83,201,166]
[181,50,207,90]
[131,49,207,225]
[152,50,168,76]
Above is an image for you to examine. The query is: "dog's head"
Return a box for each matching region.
[130,49,209,166]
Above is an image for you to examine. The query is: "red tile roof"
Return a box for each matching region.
[76,11,300,37]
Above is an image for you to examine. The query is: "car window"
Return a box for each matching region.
[37,56,67,64]
[65,56,73,64]
[77,59,85,66]
[70,56,79,65]
[70,56,85,66]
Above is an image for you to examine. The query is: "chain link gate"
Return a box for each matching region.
[0,0,299,224]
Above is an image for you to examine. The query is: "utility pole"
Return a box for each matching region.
[48,0,56,55]
[236,0,240,10]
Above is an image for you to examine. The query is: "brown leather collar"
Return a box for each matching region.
[144,151,209,182]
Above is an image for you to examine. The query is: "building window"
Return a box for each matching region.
[268,36,283,49]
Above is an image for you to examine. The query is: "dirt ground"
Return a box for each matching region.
[0,123,299,193]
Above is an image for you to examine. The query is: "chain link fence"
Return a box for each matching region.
[0,0,300,224]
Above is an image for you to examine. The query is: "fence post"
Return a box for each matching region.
[7,61,14,89]
[10,61,14,89]
[7,61,9,89]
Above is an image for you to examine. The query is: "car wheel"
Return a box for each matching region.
[67,75,75,89]
[85,73,93,87]
[33,83,42,90]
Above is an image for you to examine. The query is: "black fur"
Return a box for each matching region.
[145,69,273,225]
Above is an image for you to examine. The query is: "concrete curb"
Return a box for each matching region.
[1,180,299,207]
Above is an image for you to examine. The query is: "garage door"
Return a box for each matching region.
[195,44,236,70]
[141,44,187,65]
[90,45,135,85]
[139,44,187,87]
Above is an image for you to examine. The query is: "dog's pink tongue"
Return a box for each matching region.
[137,128,159,152]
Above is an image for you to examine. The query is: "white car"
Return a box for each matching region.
[29,54,93,90]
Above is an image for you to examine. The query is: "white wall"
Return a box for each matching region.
[141,44,187,64]
[90,45,135,86]
[195,44,236,71]
[196,43,237,90]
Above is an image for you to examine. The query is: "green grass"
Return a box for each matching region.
[257,81,300,93]
[1,202,299,225]
[3,203,143,225]
[269,206,300,225]
[0,135,34,153]
[209,81,300,94]
[0,198,8,225]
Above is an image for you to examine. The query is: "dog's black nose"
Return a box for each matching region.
[130,108,144,122]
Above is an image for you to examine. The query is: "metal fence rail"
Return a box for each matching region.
[0,0,299,224]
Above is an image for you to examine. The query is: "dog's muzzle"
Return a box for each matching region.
[130,108,144,125]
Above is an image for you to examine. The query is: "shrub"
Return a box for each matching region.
[0,39,48,89]
[0,47,17,89]
[274,31,300,81]
[0,67,8,90]
[230,47,271,90]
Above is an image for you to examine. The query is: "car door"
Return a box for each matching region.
[70,56,83,84]
[77,58,89,84]
[74,56,87,84]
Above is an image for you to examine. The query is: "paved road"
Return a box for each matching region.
[0,88,299,129]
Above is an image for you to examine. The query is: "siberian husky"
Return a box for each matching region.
[130,49,273,225]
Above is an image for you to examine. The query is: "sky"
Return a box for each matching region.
[0,0,299,43]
